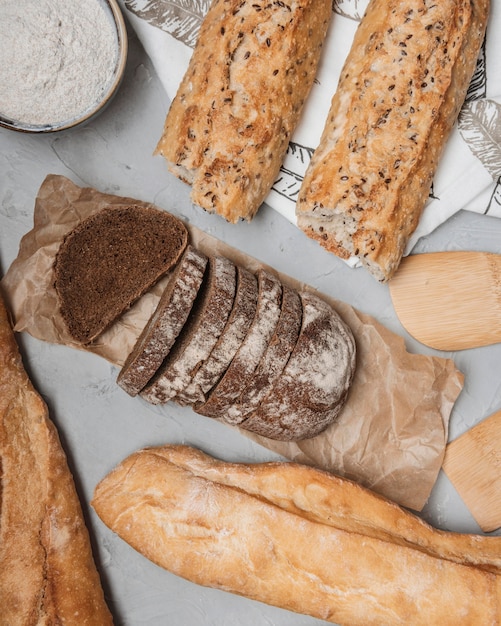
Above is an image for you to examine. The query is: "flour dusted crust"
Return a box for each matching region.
[141,256,237,405]
[92,445,501,626]
[194,269,283,421]
[0,295,113,625]
[296,0,490,282]
[240,290,356,440]
[117,245,208,396]
[175,265,258,406]
[155,0,333,222]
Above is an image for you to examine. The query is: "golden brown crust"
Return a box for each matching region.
[296,0,490,281]
[93,445,501,626]
[155,0,333,222]
[0,293,113,625]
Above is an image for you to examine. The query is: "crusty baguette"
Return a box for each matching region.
[0,293,113,625]
[155,0,332,222]
[296,0,490,281]
[92,445,501,626]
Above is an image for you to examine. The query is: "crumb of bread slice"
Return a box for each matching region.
[54,204,188,343]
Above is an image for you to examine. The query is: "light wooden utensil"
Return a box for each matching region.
[442,409,501,533]
[389,251,501,351]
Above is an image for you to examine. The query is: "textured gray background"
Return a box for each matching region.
[1,27,501,626]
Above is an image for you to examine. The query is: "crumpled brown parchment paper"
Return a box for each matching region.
[1,175,464,511]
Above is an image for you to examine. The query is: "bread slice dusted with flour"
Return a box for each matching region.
[141,255,237,405]
[296,0,489,281]
[54,204,188,343]
[222,283,303,426]
[194,269,283,422]
[155,0,332,222]
[117,245,208,396]
[175,265,258,407]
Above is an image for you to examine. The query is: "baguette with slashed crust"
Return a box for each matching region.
[93,445,501,626]
[0,293,113,625]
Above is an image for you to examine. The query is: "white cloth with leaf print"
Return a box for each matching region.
[118,0,501,252]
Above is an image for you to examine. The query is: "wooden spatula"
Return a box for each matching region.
[389,251,501,351]
[442,409,501,533]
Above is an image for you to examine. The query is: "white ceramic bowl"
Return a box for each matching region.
[0,0,128,133]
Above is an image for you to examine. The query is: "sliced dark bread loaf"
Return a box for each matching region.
[194,269,283,423]
[54,204,188,344]
[224,283,302,425]
[117,245,208,396]
[175,265,258,407]
[140,256,237,405]
[239,291,356,441]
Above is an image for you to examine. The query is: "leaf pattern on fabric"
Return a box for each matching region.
[486,177,501,216]
[125,0,210,48]
[466,37,487,101]
[332,0,369,21]
[459,99,501,181]
[272,142,314,202]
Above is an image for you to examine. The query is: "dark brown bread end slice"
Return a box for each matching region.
[54,204,188,344]
[117,245,208,396]
[140,256,237,405]
[239,291,357,440]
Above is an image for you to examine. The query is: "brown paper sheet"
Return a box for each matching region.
[1,175,464,511]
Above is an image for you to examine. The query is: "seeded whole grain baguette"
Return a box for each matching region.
[155,0,333,222]
[296,0,490,282]
[92,445,501,626]
[0,293,113,625]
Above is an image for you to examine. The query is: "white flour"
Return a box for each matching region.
[0,0,119,127]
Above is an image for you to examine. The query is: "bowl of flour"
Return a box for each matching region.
[0,0,127,133]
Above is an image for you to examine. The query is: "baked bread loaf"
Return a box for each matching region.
[239,290,356,440]
[296,0,490,281]
[0,293,113,625]
[92,445,501,626]
[118,249,357,440]
[117,245,208,396]
[54,204,188,342]
[155,0,333,222]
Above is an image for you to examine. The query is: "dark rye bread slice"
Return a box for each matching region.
[54,204,188,344]
[194,269,283,423]
[140,256,237,405]
[117,245,208,396]
[175,265,258,407]
[239,291,356,441]
[224,283,302,425]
